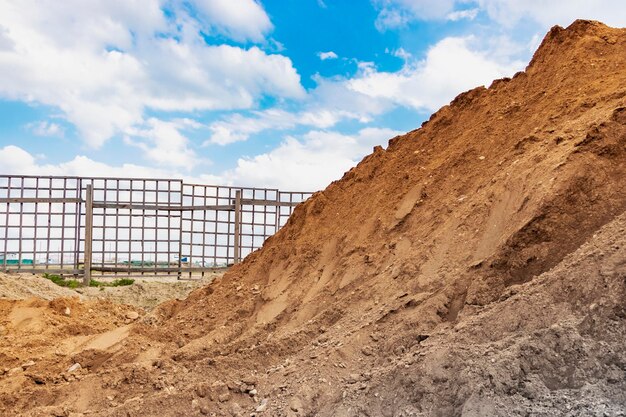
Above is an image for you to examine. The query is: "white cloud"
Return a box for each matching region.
[220,127,402,190]
[27,121,64,138]
[124,118,201,170]
[192,0,273,42]
[0,25,14,50]
[374,0,626,29]
[318,51,339,60]
[475,0,626,28]
[348,36,524,112]
[206,32,526,147]
[1,126,401,191]
[447,8,479,21]
[373,0,456,30]
[0,145,179,179]
[0,0,304,148]
[206,107,366,145]
[391,47,412,61]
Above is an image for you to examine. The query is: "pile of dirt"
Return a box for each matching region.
[0,297,142,408]
[77,272,223,310]
[0,20,625,416]
[0,273,82,301]
[0,272,223,310]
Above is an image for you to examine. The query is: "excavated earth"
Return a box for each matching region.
[1,20,625,417]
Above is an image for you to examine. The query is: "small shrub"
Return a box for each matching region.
[89,278,135,288]
[111,278,135,287]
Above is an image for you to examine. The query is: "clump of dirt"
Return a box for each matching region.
[1,20,625,416]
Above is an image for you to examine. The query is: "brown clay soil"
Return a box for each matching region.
[0,20,625,417]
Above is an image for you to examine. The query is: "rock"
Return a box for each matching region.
[64,307,71,316]
[229,402,243,417]
[361,346,374,356]
[126,311,140,320]
[416,334,429,343]
[241,375,257,385]
[218,393,231,402]
[289,397,303,412]
[30,374,46,384]
[393,345,405,355]
[21,360,35,370]
[249,388,258,396]
[346,374,359,384]
[209,380,229,401]
[256,399,268,413]
[67,363,82,373]
[195,382,209,398]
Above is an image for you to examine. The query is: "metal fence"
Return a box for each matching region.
[0,175,311,280]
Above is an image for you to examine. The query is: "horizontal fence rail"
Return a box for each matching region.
[0,175,312,280]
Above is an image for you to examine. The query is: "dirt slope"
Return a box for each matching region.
[1,20,625,417]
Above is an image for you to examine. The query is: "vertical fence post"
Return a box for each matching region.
[83,184,93,286]
[233,190,242,264]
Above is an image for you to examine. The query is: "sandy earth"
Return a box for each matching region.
[0,272,224,310]
[0,274,80,301]
[0,20,625,417]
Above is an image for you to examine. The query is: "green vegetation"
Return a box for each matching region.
[89,278,135,287]
[43,273,81,288]
[42,273,134,288]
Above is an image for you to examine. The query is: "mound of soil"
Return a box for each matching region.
[77,272,223,310]
[0,273,82,301]
[1,20,625,417]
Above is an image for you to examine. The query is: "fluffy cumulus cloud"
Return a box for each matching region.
[193,0,273,42]
[206,106,371,146]
[27,121,65,137]
[374,0,626,29]
[0,126,401,191]
[0,145,186,179]
[124,118,201,169]
[0,0,303,150]
[318,51,339,60]
[373,0,457,30]
[347,36,524,112]
[475,0,626,27]
[221,127,402,190]
[206,34,524,145]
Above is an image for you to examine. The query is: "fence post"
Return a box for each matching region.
[83,184,93,286]
[233,190,242,264]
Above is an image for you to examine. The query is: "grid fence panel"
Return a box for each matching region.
[0,175,311,280]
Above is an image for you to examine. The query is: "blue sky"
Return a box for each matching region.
[0,0,624,190]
